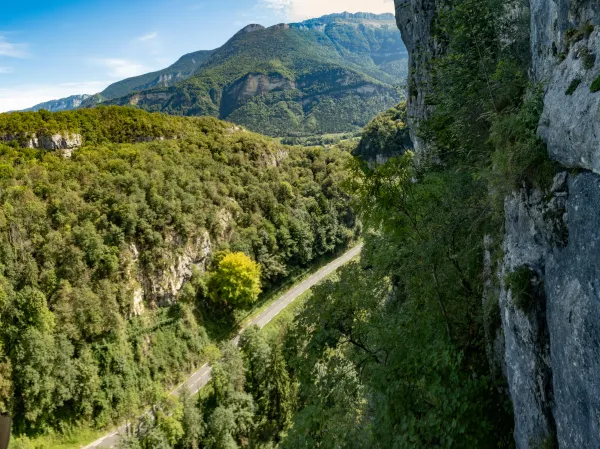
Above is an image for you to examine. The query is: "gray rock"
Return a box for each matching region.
[501,187,559,448]
[394,1,600,445]
[546,172,600,449]
[394,0,441,160]
[1,133,82,155]
[532,0,600,173]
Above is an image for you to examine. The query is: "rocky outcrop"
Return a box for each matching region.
[135,231,212,306]
[354,102,412,165]
[394,0,442,158]
[221,73,296,117]
[500,177,567,447]
[500,169,600,449]
[1,133,82,156]
[22,94,91,113]
[501,2,600,447]
[235,24,265,35]
[533,0,600,174]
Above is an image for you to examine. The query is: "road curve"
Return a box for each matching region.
[83,243,363,448]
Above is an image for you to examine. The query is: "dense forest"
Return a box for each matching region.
[0,107,357,445]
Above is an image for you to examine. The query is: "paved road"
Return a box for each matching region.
[83,244,363,448]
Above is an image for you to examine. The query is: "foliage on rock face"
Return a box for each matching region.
[0,106,356,437]
[209,253,261,308]
[353,101,412,163]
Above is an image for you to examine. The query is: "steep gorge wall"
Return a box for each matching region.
[394,0,600,447]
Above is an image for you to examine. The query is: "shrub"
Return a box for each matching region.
[490,89,558,192]
[581,49,596,70]
[591,74,600,93]
[505,266,538,313]
[566,78,582,95]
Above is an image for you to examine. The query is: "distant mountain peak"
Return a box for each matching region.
[297,11,396,25]
[22,94,92,113]
[235,24,265,35]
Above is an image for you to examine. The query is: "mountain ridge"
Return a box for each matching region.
[103,11,407,136]
[23,94,92,113]
[20,12,407,137]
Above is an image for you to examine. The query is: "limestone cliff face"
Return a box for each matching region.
[23,94,91,113]
[1,133,82,157]
[504,2,600,447]
[395,0,600,447]
[221,73,296,117]
[533,0,600,174]
[394,0,441,158]
[124,230,213,315]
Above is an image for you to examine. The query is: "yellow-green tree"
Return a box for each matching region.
[210,252,261,308]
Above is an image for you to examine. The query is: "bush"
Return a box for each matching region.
[581,49,596,70]
[490,89,558,193]
[591,74,600,93]
[505,266,538,313]
[566,78,582,95]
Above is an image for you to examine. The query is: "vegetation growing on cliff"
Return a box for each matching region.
[353,101,412,162]
[0,107,356,439]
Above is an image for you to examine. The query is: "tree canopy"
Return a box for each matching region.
[209,253,261,308]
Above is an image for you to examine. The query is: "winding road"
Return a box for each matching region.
[83,243,363,448]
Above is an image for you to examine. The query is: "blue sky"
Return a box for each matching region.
[0,0,395,112]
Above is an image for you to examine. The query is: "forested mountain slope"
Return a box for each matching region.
[0,106,356,438]
[104,13,407,137]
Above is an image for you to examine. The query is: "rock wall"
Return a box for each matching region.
[1,133,82,156]
[221,73,296,117]
[394,0,441,158]
[395,0,600,446]
[533,0,600,174]
[502,2,600,447]
[129,230,212,312]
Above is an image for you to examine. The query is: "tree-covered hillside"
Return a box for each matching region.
[0,107,357,438]
[104,13,407,137]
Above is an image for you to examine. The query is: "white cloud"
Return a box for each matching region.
[92,58,149,78]
[261,0,291,12]
[0,35,29,58]
[0,81,110,113]
[0,67,13,74]
[260,0,395,20]
[138,32,158,42]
